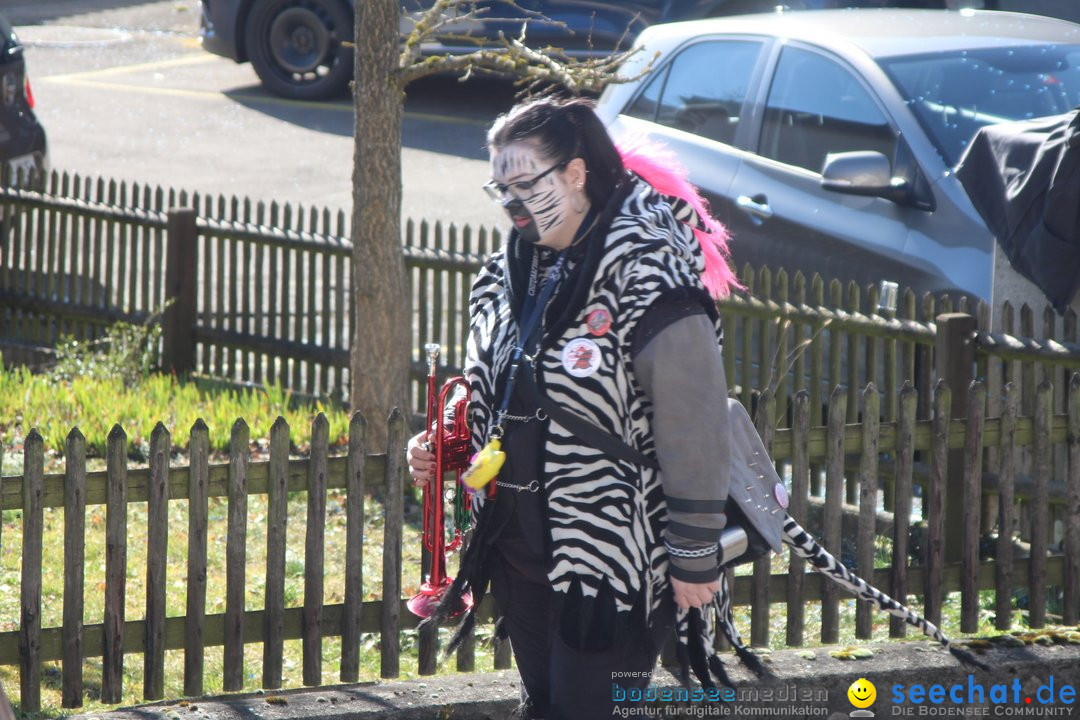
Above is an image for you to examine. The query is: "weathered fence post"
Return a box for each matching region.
[102,425,128,704]
[786,391,810,646]
[961,381,986,633]
[995,382,1018,631]
[890,383,916,637]
[822,385,847,644]
[1030,381,1053,628]
[20,430,44,713]
[341,412,367,683]
[1064,373,1080,626]
[927,380,952,627]
[856,384,880,639]
[935,313,975,563]
[263,417,289,689]
[751,390,775,648]
[382,409,406,679]
[144,424,170,701]
[63,429,87,708]
[163,208,197,375]
[303,414,329,686]
[224,419,250,691]
[186,420,210,697]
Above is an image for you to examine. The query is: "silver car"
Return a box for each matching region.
[595,9,1080,302]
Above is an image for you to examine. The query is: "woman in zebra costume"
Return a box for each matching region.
[405,97,985,719]
[408,95,740,719]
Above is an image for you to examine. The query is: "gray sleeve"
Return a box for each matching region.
[634,313,731,583]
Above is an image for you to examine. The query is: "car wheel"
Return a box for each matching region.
[245,0,353,101]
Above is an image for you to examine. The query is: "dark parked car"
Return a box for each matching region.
[595,9,1080,302]
[199,0,974,101]
[0,12,47,182]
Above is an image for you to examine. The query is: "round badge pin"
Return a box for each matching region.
[773,482,790,509]
[561,337,603,377]
[586,308,612,337]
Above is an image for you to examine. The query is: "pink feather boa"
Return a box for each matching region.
[617,136,740,299]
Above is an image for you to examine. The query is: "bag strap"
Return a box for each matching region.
[520,371,660,470]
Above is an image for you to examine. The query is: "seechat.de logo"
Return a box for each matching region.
[892,675,1076,711]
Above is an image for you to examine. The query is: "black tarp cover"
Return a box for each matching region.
[955,109,1080,313]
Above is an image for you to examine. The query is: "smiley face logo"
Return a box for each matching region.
[848,678,876,709]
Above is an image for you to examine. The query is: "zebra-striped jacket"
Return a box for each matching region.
[456,174,725,648]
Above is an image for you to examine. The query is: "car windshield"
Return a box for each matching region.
[880,44,1080,167]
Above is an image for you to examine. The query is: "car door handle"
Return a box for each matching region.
[736,194,773,225]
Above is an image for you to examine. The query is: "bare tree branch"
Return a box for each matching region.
[399,30,651,92]
[397,0,649,93]
[400,0,565,71]
[400,0,481,69]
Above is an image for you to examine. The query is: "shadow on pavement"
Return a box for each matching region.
[223,74,517,160]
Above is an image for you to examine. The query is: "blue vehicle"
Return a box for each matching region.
[199,0,965,100]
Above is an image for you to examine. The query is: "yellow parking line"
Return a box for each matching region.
[44,53,217,82]
[41,75,489,126]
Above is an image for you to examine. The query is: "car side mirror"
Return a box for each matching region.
[820,151,911,204]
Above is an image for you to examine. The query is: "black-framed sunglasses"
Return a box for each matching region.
[482,162,567,203]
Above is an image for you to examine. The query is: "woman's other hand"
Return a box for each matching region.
[670,576,721,611]
[406,430,436,487]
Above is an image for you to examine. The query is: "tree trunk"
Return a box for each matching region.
[351,0,409,447]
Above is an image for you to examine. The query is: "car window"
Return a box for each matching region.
[625,40,764,145]
[880,45,1080,167]
[760,46,896,173]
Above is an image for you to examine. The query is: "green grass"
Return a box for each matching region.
[0,365,351,467]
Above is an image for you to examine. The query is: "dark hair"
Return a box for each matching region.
[487,96,626,208]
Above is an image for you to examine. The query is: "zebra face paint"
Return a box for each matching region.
[489,141,584,249]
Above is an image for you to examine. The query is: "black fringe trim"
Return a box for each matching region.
[675,641,692,689]
[687,609,716,691]
[425,500,499,657]
[550,575,648,653]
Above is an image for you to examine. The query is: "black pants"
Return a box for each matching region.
[489,534,673,720]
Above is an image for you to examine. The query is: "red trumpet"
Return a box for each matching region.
[408,344,474,619]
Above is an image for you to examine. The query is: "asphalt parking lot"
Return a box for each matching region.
[3,0,508,231]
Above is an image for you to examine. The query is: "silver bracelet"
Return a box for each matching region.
[664,540,719,559]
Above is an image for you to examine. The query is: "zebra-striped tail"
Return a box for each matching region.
[781,515,990,671]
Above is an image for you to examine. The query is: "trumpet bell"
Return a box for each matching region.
[407,580,474,619]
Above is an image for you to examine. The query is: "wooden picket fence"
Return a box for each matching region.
[0,410,510,713]
[3,171,1080,434]
[0,172,501,406]
[2,371,1079,711]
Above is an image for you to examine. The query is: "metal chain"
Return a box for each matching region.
[495,479,541,493]
[501,408,548,424]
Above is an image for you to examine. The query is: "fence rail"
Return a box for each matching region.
[1,371,1079,710]
[4,171,1080,429]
